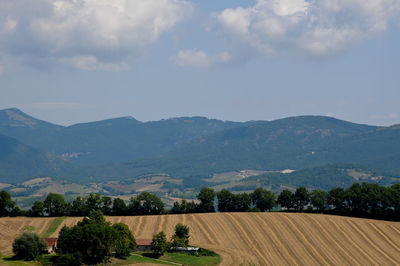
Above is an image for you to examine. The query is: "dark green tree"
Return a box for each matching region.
[250,188,276,211]
[12,232,47,260]
[310,190,328,211]
[233,193,252,212]
[346,183,363,214]
[44,193,67,217]
[389,184,400,216]
[57,210,134,264]
[328,187,346,212]
[112,223,136,258]
[112,198,128,216]
[151,232,168,255]
[294,187,310,211]
[0,190,14,217]
[217,189,234,212]
[128,192,164,215]
[277,189,295,210]
[197,187,216,212]
[30,200,44,217]
[102,196,113,215]
[71,196,87,216]
[86,193,102,212]
[171,223,190,247]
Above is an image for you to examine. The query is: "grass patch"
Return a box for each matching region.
[119,253,175,265]
[0,254,41,266]
[122,250,221,265]
[163,252,221,266]
[24,225,35,232]
[41,217,66,238]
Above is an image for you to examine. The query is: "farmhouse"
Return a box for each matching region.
[136,239,152,251]
[43,238,58,254]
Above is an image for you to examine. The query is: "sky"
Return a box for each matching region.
[0,0,399,126]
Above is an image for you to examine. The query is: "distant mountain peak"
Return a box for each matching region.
[0,107,63,130]
[1,108,38,129]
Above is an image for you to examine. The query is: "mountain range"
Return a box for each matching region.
[0,108,399,187]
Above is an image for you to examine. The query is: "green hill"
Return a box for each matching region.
[0,133,75,183]
[1,109,399,188]
[92,116,386,181]
[0,108,242,165]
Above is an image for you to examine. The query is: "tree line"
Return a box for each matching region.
[1,182,399,221]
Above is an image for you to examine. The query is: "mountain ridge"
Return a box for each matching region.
[0,108,399,185]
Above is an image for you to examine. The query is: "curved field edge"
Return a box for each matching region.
[1,213,400,265]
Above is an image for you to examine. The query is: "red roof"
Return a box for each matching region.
[44,238,58,247]
[136,239,152,246]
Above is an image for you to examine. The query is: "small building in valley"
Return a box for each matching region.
[136,239,152,251]
[43,238,58,254]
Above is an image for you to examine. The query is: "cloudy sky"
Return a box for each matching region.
[1,0,399,126]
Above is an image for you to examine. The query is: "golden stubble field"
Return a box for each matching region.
[1,213,400,265]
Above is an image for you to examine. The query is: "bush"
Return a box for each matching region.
[53,252,83,266]
[198,248,218,257]
[12,232,47,260]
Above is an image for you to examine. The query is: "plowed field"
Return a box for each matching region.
[1,213,400,265]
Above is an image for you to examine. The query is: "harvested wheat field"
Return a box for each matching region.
[2,213,400,265]
[0,217,53,254]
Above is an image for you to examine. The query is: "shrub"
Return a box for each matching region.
[12,232,47,260]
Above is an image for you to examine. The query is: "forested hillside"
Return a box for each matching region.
[0,133,73,183]
[0,108,399,187]
[0,108,242,165]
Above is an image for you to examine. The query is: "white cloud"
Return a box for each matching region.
[58,56,128,71]
[370,113,399,120]
[174,50,233,68]
[214,0,400,57]
[2,16,17,32]
[0,0,192,70]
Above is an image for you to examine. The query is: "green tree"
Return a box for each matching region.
[217,189,234,212]
[346,183,363,214]
[112,223,136,258]
[0,190,14,217]
[12,232,47,260]
[128,192,164,215]
[102,196,113,215]
[112,198,128,216]
[294,187,310,211]
[233,193,252,212]
[277,189,295,210]
[171,223,190,247]
[71,196,87,216]
[151,232,168,255]
[44,193,67,217]
[328,187,346,212]
[57,211,124,264]
[197,187,216,212]
[310,190,328,211]
[250,188,276,211]
[389,184,400,216]
[30,200,44,217]
[86,193,102,212]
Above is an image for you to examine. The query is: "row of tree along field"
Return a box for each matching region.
[1,182,399,220]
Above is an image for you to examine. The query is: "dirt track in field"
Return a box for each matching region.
[1,213,400,265]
